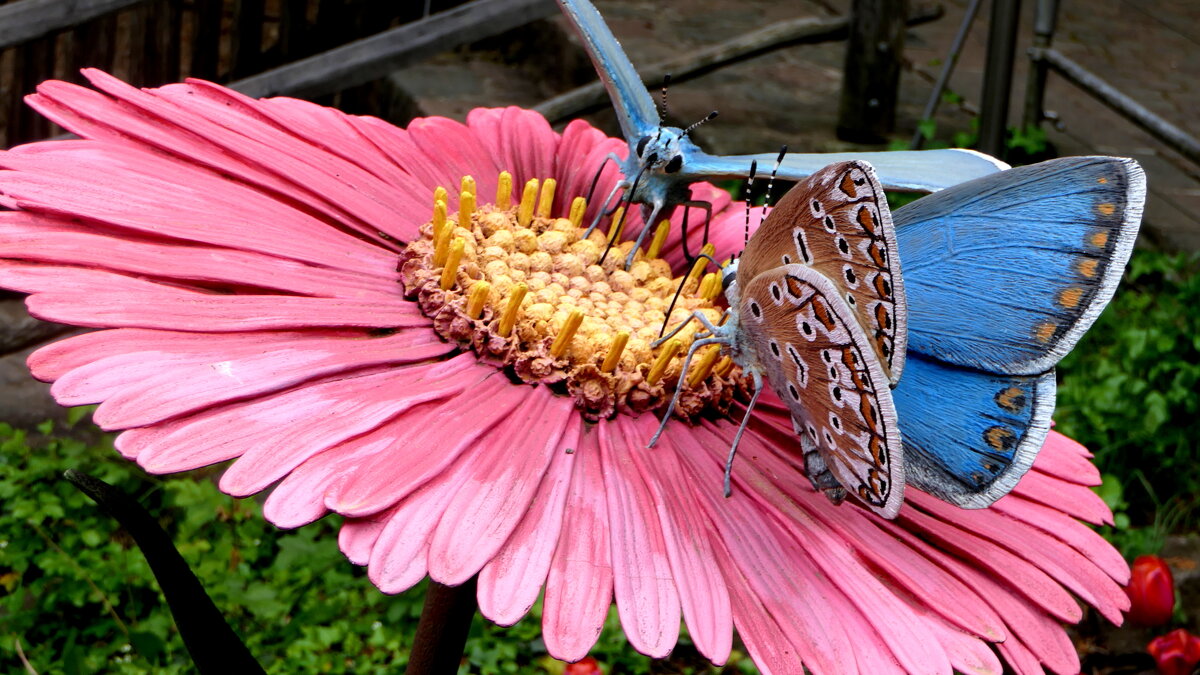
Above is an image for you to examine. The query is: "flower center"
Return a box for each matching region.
[398,172,744,420]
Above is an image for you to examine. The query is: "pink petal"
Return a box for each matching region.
[713,549,798,675]
[115,357,471,478]
[367,459,474,594]
[83,329,450,428]
[340,506,398,566]
[542,427,613,663]
[598,419,682,659]
[897,502,1082,623]
[406,115,503,208]
[498,107,558,189]
[1,143,398,272]
[476,417,580,626]
[626,418,733,665]
[0,212,394,299]
[695,426,952,674]
[925,618,1003,675]
[1015,468,1114,525]
[263,427,401,528]
[991,494,1130,584]
[78,71,418,243]
[428,389,575,586]
[1029,430,1102,485]
[674,443,864,674]
[326,374,528,517]
[911,491,1129,623]
[1,262,422,331]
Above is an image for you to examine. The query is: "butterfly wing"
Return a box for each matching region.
[894,352,1055,508]
[555,0,659,144]
[895,156,1144,375]
[738,264,905,518]
[683,147,1009,193]
[739,161,907,385]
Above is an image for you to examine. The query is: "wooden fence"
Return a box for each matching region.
[0,0,562,146]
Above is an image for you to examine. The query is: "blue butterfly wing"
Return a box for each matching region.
[893,352,1054,508]
[556,0,660,144]
[682,147,1008,192]
[894,156,1144,375]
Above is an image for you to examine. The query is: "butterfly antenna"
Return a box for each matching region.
[744,160,758,247]
[659,74,671,123]
[763,145,787,218]
[657,252,719,338]
[682,110,719,137]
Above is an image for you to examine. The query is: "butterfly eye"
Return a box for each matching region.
[664,155,684,173]
[636,137,650,158]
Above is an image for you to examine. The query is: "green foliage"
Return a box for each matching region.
[0,419,753,673]
[1056,249,1200,538]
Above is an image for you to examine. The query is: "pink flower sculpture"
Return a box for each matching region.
[0,70,1130,674]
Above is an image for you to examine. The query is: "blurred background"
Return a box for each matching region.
[1,0,1197,672]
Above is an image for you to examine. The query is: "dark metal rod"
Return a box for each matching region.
[1035,47,1200,168]
[911,0,984,149]
[1021,0,1060,128]
[977,0,1023,157]
[405,577,479,675]
[64,470,265,675]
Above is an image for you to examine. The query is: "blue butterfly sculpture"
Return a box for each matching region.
[556,0,1010,267]
[561,0,1145,514]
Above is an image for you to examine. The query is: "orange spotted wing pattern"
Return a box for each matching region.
[738,161,907,385]
[738,263,905,518]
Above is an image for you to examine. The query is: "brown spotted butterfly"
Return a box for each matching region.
[651,160,907,519]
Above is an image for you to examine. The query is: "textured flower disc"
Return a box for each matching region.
[0,70,1130,674]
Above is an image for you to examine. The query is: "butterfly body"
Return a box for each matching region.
[556,0,1009,264]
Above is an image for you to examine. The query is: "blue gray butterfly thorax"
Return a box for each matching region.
[622,128,704,205]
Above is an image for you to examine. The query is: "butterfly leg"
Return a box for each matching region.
[623,200,665,269]
[677,199,714,261]
[583,179,631,239]
[647,335,729,448]
[583,152,624,210]
[652,307,729,348]
[723,365,764,498]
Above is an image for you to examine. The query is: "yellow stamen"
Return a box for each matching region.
[537,178,557,218]
[687,345,723,387]
[550,309,584,358]
[432,199,447,241]
[466,281,491,319]
[607,206,627,245]
[433,186,448,210]
[686,243,717,284]
[458,190,475,230]
[461,175,476,198]
[518,179,539,227]
[714,356,735,377]
[440,238,465,290]
[496,171,513,210]
[433,220,452,265]
[498,282,528,338]
[602,331,630,373]
[698,272,719,300]
[646,220,670,259]
[647,339,682,386]
[569,197,587,228]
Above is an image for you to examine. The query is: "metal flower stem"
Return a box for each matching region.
[405,577,478,674]
[64,469,265,675]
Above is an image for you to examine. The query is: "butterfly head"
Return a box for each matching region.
[634,127,691,175]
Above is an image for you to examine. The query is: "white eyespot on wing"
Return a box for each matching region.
[809,198,825,219]
[793,227,815,265]
[842,265,860,289]
[768,339,782,360]
[795,307,819,342]
[769,282,785,305]
[786,343,809,386]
